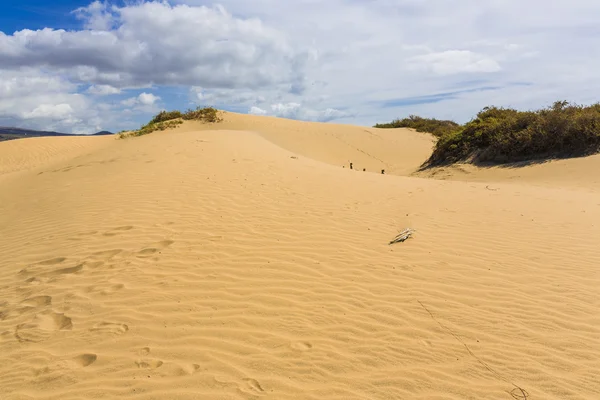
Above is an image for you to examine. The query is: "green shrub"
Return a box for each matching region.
[182,106,223,123]
[119,106,223,139]
[150,110,183,124]
[425,101,600,166]
[120,119,183,138]
[374,115,461,138]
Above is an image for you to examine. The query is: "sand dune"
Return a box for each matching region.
[182,112,436,176]
[0,135,114,178]
[413,155,600,189]
[1,115,599,399]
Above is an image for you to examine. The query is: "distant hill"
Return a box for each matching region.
[0,127,114,142]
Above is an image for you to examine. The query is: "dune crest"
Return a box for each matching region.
[1,117,599,399]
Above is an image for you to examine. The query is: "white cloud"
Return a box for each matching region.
[3,0,600,132]
[408,50,501,75]
[192,87,266,106]
[250,102,352,122]
[179,0,600,125]
[120,98,137,107]
[0,69,102,133]
[87,84,121,95]
[0,2,304,90]
[24,103,75,120]
[0,68,143,134]
[73,0,115,31]
[249,106,267,115]
[121,92,161,109]
[138,92,160,106]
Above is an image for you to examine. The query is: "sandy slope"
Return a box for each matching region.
[0,136,114,177]
[414,155,600,190]
[1,116,599,400]
[182,112,436,176]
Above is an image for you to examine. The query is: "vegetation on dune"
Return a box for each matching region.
[427,101,600,165]
[374,115,461,138]
[119,107,223,138]
[119,119,184,138]
[150,110,183,124]
[376,101,600,166]
[181,106,223,123]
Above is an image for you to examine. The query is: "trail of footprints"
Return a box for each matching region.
[0,226,187,381]
[2,226,269,391]
[134,347,201,377]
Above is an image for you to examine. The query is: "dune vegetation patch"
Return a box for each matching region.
[120,107,223,138]
[374,115,461,139]
[376,101,600,166]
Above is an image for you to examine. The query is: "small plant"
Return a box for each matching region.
[119,106,224,139]
[120,119,183,138]
[375,115,461,138]
[150,110,183,124]
[182,106,223,123]
[424,101,600,166]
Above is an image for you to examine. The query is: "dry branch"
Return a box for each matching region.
[388,228,414,245]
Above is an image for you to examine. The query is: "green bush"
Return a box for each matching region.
[119,107,223,139]
[121,119,184,138]
[374,115,461,138]
[150,110,183,124]
[182,106,223,123]
[425,101,600,165]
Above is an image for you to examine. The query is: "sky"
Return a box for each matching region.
[1,0,599,134]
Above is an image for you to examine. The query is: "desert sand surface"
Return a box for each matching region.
[1,113,599,400]
[414,156,600,190]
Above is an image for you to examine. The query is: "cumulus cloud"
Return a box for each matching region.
[192,87,266,106]
[0,1,305,90]
[249,102,351,122]
[0,69,100,133]
[23,104,75,120]
[408,50,501,75]
[2,0,600,131]
[121,92,161,109]
[73,0,114,31]
[87,84,121,95]
[138,92,160,106]
[249,106,267,116]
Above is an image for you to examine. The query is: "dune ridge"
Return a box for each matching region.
[1,115,599,399]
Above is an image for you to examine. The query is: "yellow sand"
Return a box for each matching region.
[1,112,598,400]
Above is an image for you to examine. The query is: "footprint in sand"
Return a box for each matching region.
[72,353,97,367]
[103,226,134,237]
[136,359,164,369]
[134,347,163,369]
[44,264,84,278]
[83,281,124,296]
[134,348,200,376]
[91,249,123,260]
[21,296,52,308]
[89,322,129,335]
[15,311,72,343]
[138,347,151,356]
[159,363,201,377]
[37,257,67,266]
[136,248,158,258]
[84,260,105,269]
[136,240,174,258]
[69,231,98,241]
[239,378,266,396]
[20,262,83,282]
[291,341,313,352]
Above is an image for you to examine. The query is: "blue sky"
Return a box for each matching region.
[0,1,91,32]
[1,0,599,133]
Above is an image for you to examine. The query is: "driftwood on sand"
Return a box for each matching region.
[388,228,414,245]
